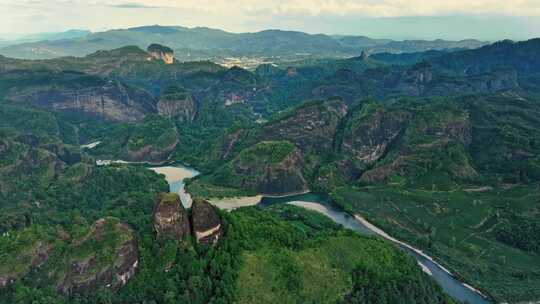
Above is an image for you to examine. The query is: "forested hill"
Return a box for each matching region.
[1,34,540,303]
[0,25,486,60]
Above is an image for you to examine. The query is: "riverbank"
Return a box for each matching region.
[352,214,489,299]
[145,164,493,304]
[149,166,199,184]
[209,195,263,211]
[287,199,491,304]
[96,159,175,166]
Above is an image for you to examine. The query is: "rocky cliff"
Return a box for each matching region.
[147,44,174,64]
[212,141,308,195]
[157,86,197,122]
[123,115,180,162]
[153,193,191,241]
[124,135,179,163]
[355,102,477,183]
[259,99,347,154]
[55,217,139,295]
[5,71,157,122]
[339,102,411,166]
[191,199,223,245]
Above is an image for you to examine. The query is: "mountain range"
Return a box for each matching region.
[0,25,487,60]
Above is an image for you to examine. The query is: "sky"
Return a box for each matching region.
[1,0,539,41]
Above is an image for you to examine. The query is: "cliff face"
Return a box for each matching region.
[147,44,174,64]
[153,193,191,241]
[260,99,347,154]
[340,103,411,165]
[356,102,477,183]
[123,116,180,163]
[157,86,197,122]
[214,141,308,195]
[124,134,179,163]
[5,72,157,122]
[191,199,223,245]
[56,217,139,295]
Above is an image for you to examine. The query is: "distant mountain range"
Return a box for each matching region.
[0,25,488,60]
[0,30,90,47]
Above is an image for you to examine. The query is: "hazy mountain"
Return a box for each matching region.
[0,30,90,47]
[0,25,487,60]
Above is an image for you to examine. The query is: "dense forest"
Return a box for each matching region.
[2,37,540,303]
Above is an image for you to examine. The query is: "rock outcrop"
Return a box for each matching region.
[259,99,347,154]
[124,135,179,163]
[191,199,223,245]
[147,44,174,64]
[340,102,411,165]
[123,117,180,163]
[214,141,308,195]
[56,217,139,295]
[5,71,157,122]
[0,238,53,289]
[157,86,197,122]
[153,193,191,241]
[357,102,477,183]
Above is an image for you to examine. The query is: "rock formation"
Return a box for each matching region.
[147,44,174,64]
[123,117,180,163]
[124,133,179,163]
[5,72,157,122]
[153,193,191,241]
[56,217,139,295]
[0,239,53,289]
[216,141,308,195]
[340,103,411,165]
[191,199,223,245]
[356,103,477,182]
[360,49,369,61]
[259,99,347,154]
[157,86,197,122]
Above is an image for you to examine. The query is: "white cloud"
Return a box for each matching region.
[91,0,540,16]
[4,0,538,16]
[0,0,538,39]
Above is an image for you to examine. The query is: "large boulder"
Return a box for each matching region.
[191,199,223,246]
[56,217,139,295]
[153,193,191,241]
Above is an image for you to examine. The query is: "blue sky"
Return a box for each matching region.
[1,0,539,41]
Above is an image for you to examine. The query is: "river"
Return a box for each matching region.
[150,165,491,304]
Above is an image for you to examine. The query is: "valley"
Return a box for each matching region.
[0,27,539,303]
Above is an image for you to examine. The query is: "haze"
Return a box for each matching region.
[1,0,539,41]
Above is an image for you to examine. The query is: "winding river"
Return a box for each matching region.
[149,165,491,304]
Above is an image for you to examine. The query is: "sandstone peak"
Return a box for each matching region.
[147,43,174,64]
[360,49,369,61]
[191,199,223,246]
[153,193,191,241]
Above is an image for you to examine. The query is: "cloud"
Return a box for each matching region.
[108,2,159,9]
[3,0,540,16]
[0,0,539,40]
[96,0,540,17]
